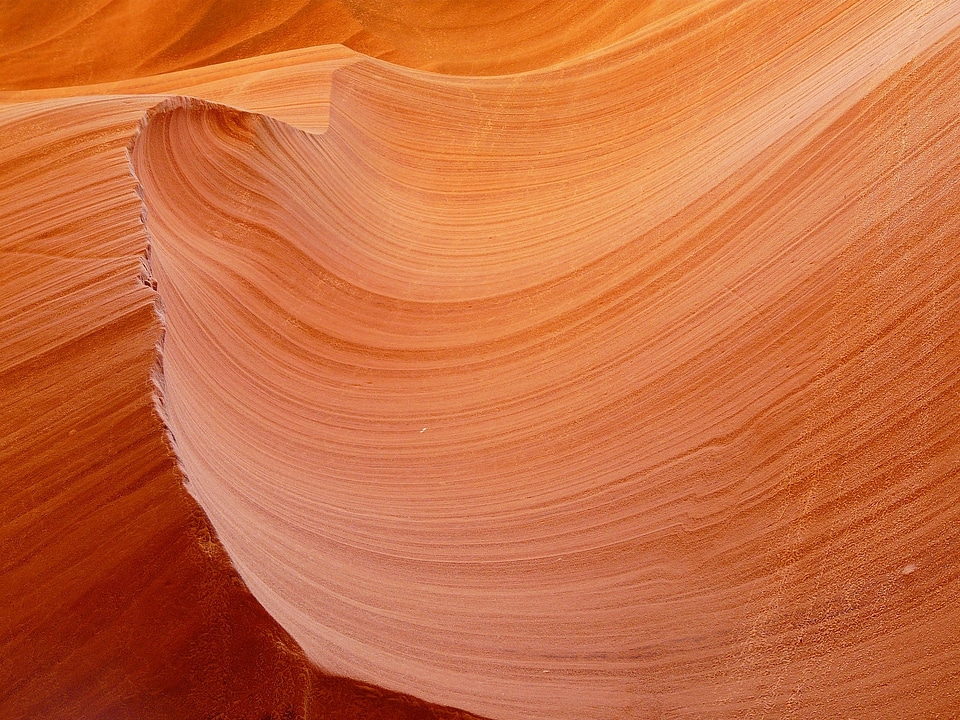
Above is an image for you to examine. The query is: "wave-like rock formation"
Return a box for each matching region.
[2,1,960,718]
[0,91,485,720]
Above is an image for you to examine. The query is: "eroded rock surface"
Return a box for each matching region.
[2,1,959,718]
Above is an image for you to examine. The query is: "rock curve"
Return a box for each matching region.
[129,8,960,716]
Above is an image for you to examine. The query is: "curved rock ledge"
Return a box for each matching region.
[131,9,960,717]
[3,1,960,718]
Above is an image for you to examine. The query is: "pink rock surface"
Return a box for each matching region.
[2,1,960,718]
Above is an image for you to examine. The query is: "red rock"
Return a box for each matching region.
[2,2,959,718]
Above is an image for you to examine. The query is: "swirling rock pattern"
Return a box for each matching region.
[0,93,481,720]
[2,1,960,718]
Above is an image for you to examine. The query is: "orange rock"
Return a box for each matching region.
[2,1,960,718]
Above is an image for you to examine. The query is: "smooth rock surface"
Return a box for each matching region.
[2,1,959,718]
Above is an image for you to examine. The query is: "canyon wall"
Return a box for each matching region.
[2,1,959,718]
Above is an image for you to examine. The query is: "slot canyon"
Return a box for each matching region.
[2,2,959,718]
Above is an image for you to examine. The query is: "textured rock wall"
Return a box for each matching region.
[2,1,960,718]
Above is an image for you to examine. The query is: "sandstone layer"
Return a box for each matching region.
[2,1,959,719]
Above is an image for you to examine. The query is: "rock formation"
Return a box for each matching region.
[2,1,959,718]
